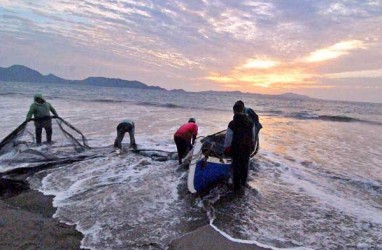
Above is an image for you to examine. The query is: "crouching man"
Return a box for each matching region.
[114,119,137,151]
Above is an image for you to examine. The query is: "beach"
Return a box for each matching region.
[169,225,269,250]
[0,178,267,250]
[0,181,267,250]
[0,187,83,249]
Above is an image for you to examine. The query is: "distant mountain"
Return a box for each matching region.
[272,92,312,100]
[0,65,53,83]
[0,65,165,90]
[81,77,163,90]
[170,89,187,92]
[198,90,312,100]
[0,64,312,100]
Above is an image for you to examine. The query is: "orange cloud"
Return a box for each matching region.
[206,39,369,92]
[325,68,382,78]
[239,58,280,69]
[207,66,314,89]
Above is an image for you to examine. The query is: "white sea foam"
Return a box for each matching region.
[210,223,312,250]
[37,151,185,249]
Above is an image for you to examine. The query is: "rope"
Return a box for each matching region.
[128,148,177,154]
[54,117,90,149]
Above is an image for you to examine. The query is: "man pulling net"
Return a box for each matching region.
[26,94,58,145]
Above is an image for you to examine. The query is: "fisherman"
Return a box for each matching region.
[26,93,58,145]
[114,119,137,151]
[224,100,256,193]
[174,118,198,164]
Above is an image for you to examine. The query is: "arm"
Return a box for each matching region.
[192,135,196,145]
[26,104,35,120]
[224,127,233,148]
[49,103,58,117]
[192,125,198,145]
[252,124,257,146]
[224,127,233,155]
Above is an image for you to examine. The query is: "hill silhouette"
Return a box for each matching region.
[0,65,164,90]
[0,65,312,100]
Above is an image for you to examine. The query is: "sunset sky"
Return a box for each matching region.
[1,0,381,102]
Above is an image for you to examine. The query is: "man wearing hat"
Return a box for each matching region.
[174,118,198,164]
[224,100,256,192]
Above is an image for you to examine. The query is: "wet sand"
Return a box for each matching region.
[0,189,83,250]
[169,225,270,250]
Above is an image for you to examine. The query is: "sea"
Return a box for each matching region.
[0,81,381,249]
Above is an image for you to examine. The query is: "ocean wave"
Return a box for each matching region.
[90,99,126,103]
[85,99,229,112]
[137,102,228,112]
[266,110,284,114]
[289,111,319,119]
[318,115,360,122]
[329,174,382,194]
[138,101,184,109]
[289,112,382,125]
[0,92,18,96]
[318,115,382,125]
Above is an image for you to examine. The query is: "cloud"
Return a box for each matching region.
[205,38,376,91]
[238,58,280,69]
[1,0,382,102]
[206,67,314,89]
[305,40,366,63]
[325,68,382,78]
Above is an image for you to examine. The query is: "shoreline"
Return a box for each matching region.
[169,224,270,250]
[1,178,270,250]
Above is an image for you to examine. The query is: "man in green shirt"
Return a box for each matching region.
[26,94,58,144]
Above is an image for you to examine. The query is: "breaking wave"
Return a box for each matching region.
[137,101,184,109]
[289,112,382,125]
[90,99,127,103]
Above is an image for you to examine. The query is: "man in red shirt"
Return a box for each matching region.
[174,118,198,164]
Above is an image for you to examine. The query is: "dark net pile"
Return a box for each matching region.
[0,117,90,166]
[200,129,260,160]
[200,130,227,159]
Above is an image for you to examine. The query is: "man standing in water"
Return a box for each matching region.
[114,119,137,152]
[26,94,58,145]
[224,101,256,193]
[174,118,198,164]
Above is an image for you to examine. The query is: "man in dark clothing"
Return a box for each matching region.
[174,118,198,164]
[224,101,256,192]
[114,119,137,151]
[26,94,58,144]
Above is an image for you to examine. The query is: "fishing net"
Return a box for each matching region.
[0,117,90,168]
[200,128,260,160]
[200,130,227,159]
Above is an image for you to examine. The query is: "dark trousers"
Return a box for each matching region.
[232,150,251,191]
[114,123,135,149]
[174,136,191,164]
[35,118,52,144]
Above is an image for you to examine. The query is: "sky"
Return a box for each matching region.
[0,0,381,103]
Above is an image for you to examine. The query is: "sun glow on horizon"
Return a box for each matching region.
[206,39,370,92]
[206,70,313,89]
